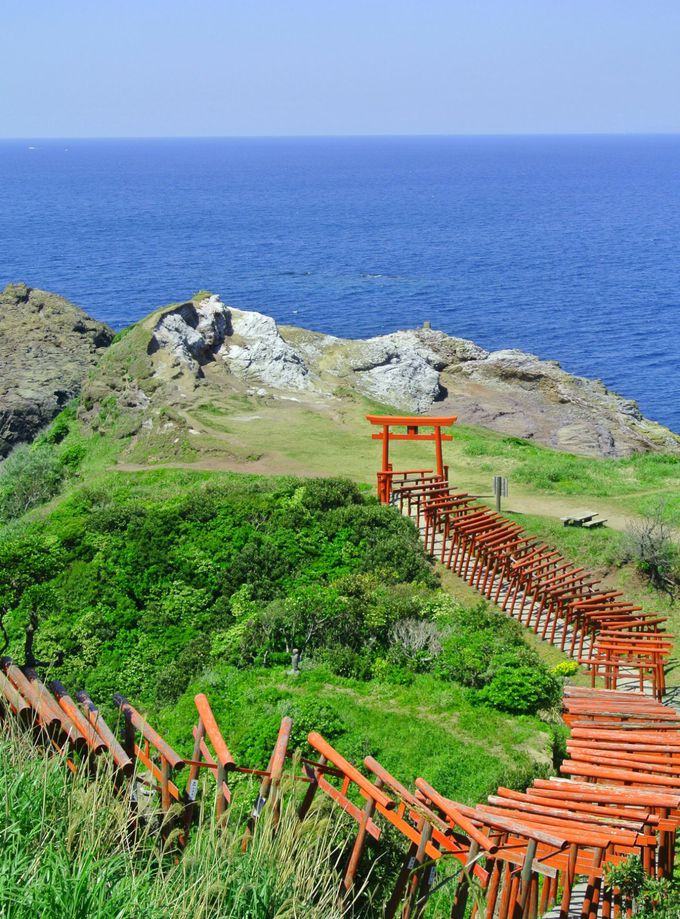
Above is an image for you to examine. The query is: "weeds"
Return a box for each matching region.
[0,724,353,918]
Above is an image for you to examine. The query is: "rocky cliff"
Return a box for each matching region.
[111,294,676,459]
[0,283,113,457]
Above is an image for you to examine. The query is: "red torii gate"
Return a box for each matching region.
[366,414,457,504]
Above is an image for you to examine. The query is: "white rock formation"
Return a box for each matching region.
[143,294,680,458]
[222,308,310,390]
[151,296,311,390]
[151,298,228,372]
[347,331,446,412]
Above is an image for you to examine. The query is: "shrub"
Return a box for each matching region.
[371,658,414,685]
[635,877,680,918]
[622,500,679,595]
[604,856,645,899]
[59,443,86,471]
[300,477,363,512]
[388,618,441,672]
[477,663,561,715]
[551,660,579,677]
[0,444,65,521]
[318,645,374,680]
[434,600,533,688]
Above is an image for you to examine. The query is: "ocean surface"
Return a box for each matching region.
[1,135,679,431]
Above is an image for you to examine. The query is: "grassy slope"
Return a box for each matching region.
[58,353,680,685]
[3,467,556,806]
[17,320,679,688]
[156,666,554,808]
[0,726,350,919]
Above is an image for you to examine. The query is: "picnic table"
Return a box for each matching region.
[561,511,607,529]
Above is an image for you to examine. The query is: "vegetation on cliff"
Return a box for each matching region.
[0,471,560,805]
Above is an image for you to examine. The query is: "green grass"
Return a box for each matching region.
[154,665,555,809]
[454,426,680,513]
[0,726,351,918]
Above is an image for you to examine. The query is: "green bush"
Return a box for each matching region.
[0,477,442,704]
[299,477,363,512]
[604,856,645,899]
[478,662,561,715]
[58,443,86,471]
[551,660,579,677]
[635,878,680,918]
[317,645,375,680]
[430,598,559,714]
[0,444,65,521]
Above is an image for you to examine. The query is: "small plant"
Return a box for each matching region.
[389,617,441,671]
[477,663,561,715]
[551,660,579,677]
[604,855,645,899]
[622,499,679,595]
[636,877,680,918]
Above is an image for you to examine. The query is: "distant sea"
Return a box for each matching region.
[1,135,679,431]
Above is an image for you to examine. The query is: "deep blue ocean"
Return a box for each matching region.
[1,136,678,431]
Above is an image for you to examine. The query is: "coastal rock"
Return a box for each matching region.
[222,307,310,390]
[150,297,228,373]
[150,296,310,390]
[437,345,679,457]
[346,331,446,412]
[87,292,680,460]
[0,283,113,457]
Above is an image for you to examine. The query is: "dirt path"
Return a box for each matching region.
[498,493,632,532]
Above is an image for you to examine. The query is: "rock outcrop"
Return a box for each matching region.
[135,294,680,459]
[0,283,113,457]
[150,296,311,390]
[7,282,674,463]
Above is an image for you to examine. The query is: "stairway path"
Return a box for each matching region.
[405,506,658,699]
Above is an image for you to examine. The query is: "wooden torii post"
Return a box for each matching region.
[365,415,457,504]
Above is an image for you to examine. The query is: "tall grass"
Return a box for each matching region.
[0,724,354,918]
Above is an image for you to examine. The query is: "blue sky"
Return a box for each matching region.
[3,1,679,137]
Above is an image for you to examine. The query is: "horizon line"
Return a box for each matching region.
[2,130,680,142]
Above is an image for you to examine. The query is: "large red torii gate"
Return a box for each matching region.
[365,414,457,503]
